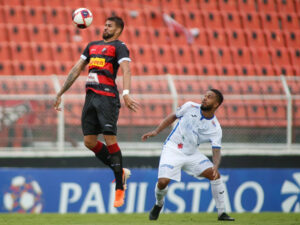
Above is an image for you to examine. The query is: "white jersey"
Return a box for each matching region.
[164,101,222,155]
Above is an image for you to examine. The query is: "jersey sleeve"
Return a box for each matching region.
[210,127,222,149]
[80,43,91,62]
[175,101,194,118]
[116,42,131,64]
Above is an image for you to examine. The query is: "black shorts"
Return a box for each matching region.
[81,90,120,136]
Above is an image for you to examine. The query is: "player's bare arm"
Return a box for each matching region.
[120,60,140,112]
[54,58,87,111]
[212,147,221,180]
[142,113,177,141]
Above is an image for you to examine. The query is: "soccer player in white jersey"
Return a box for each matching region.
[142,89,234,221]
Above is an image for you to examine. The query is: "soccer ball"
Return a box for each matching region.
[72,8,93,29]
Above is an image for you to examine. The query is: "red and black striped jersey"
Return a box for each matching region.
[81,40,131,97]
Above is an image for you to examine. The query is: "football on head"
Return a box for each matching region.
[72,8,93,29]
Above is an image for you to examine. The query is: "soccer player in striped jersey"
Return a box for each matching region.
[142,89,234,221]
[54,16,139,207]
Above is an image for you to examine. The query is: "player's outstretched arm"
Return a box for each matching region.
[142,113,177,141]
[120,61,140,112]
[54,58,87,111]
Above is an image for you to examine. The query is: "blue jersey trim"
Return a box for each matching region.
[212,146,221,149]
[164,120,180,145]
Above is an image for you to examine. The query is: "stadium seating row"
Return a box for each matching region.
[1,0,300,13]
[1,5,299,31]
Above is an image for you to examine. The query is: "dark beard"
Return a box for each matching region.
[201,104,213,111]
[103,33,114,40]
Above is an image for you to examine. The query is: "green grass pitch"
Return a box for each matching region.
[0,213,299,225]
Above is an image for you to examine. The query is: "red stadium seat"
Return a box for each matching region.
[54,61,74,75]
[91,8,106,26]
[10,43,33,61]
[45,0,65,7]
[215,64,236,76]
[254,65,276,76]
[265,100,286,126]
[163,9,186,26]
[122,0,143,9]
[3,0,23,6]
[102,0,123,8]
[34,61,56,75]
[83,0,102,8]
[193,30,208,46]
[276,0,297,13]
[161,0,181,10]
[31,43,53,61]
[141,0,161,9]
[24,6,46,25]
[240,12,261,29]
[3,6,25,24]
[199,0,218,11]
[12,61,35,75]
[45,7,68,25]
[104,8,126,21]
[27,24,50,43]
[202,11,224,29]
[68,25,93,44]
[280,13,300,30]
[231,47,252,65]
[207,29,228,47]
[0,24,8,42]
[127,27,149,45]
[169,30,191,46]
[218,0,238,12]
[284,31,300,48]
[156,63,178,75]
[148,27,171,45]
[172,46,194,64]
[225,101,248,126]
[260,12,280,29]
[250,47,271,65]
[152,45,175,64]
[130,45,155,63]
[179,0,199,10]
[260,81,284,94]
[246,100,268,127]
[175,64,197,75]
[256,0,277,12]
[245,29,267,47]
[124,9,147,27]
[88,27,103,42]
[289,48,300,67]
[222,11,243,29]
[264,30,286,48]
[48,25,70,43]
[134,63,158,76]
[191,46,214,64]
[273,65,295,76]
[7,24,29,42]
[227,30,247,47]
[0,61,14,75]
[235,65,257,76]
[237,0,257,12]
[239,80,261,94]
[144,9,165,28]
[211,47,233,65]
[195,64,217,76]
[0,42,11,61]
[51,43,74,62]
[270,48,291,66]
[183,10,204,28]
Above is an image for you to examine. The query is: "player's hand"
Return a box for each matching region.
[212,166,219,180]
[141,130,158,141]
[54,95,62,111]
[123,94,140,112]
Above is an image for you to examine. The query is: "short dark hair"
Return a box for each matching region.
[106,16,124,33]
[210,89,224,107]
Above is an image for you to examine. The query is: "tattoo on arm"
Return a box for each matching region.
[212,148,221,168]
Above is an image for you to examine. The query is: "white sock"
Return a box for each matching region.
[155,183,168,207]
[210,178,225,216]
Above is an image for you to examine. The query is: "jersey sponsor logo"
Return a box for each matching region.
[86,73,99,84]
[105,124,113,127]
[89,57,105,67]
[178,143,183,149]
[89,45,116,57]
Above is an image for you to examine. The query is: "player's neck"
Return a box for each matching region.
[201,110,215,119]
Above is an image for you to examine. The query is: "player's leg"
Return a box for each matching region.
[150,143,184,220]
[201,168,234,221]
[184,152,234,221]
[149,177,170,220]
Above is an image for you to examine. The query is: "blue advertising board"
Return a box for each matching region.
[0,168,299,213]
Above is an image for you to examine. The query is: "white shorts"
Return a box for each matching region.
[158,142,213,182]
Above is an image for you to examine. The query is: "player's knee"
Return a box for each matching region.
[157,179,169,190]
[84,138,97,150]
